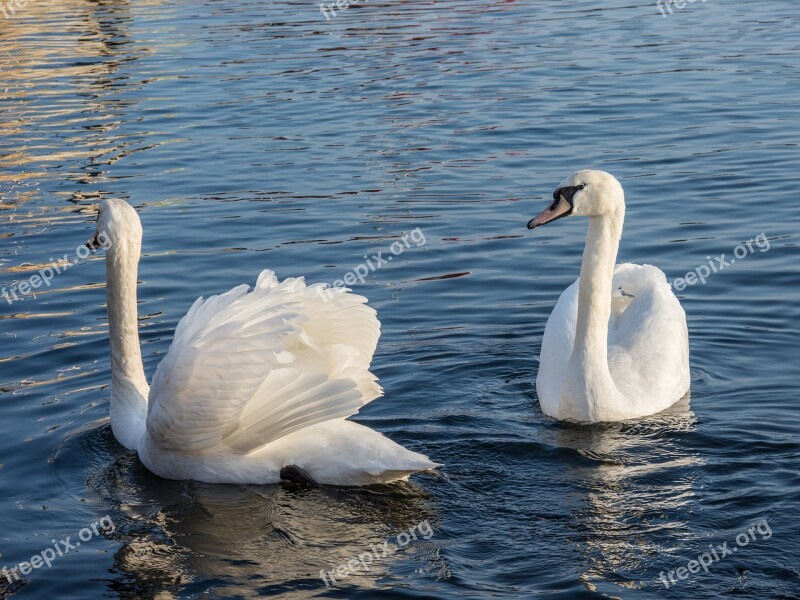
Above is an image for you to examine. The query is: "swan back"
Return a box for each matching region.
[606,264,690,414]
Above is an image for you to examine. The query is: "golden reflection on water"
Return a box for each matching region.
[0,0,159,204]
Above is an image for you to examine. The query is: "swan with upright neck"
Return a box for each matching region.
[527,170,690,422]
[87,199,438,485]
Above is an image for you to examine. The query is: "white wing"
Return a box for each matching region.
[537,263,690,418]
[290,279,382,405]
[607,263,690,411]
[536,278,579,418]
[146,270,382,455]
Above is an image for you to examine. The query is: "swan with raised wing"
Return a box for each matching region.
[86,199,438,485]
[527,170,690,422]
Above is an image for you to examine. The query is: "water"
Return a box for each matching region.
[1,0,799,597]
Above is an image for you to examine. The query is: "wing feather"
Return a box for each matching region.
[146,270,382,455]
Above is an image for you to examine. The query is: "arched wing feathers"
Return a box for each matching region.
[146,270,381,454]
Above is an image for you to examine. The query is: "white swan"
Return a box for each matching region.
[527,170,690,422]
[86,199,438,485]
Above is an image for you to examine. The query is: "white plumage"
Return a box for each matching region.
[528,170,690,422]
[536,263,690,421]
[89,199,437,485]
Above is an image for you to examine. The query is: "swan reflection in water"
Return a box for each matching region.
[539,394,701,594]
[79,426,443,597]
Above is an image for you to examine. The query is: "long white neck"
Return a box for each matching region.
[106,239,149,450]
[561,208,625,420]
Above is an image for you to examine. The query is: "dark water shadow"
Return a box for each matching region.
[52,422,442,598]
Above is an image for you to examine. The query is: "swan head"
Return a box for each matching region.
[85,198,142,255]
[527,170,624,229]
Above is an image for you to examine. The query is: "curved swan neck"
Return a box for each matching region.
[560,208,626,421]
[574,211,623,359]
[106,239,149,450]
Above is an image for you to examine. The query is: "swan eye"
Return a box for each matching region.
[551,183,586,208]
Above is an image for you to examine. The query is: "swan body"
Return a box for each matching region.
[528,170,690,422]
[88,199,437,485]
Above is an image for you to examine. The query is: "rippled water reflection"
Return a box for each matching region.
[1,0,799,598]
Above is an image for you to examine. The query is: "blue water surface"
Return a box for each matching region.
[1,0,799,598]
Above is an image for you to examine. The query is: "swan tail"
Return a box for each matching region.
[284,420,440,486]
